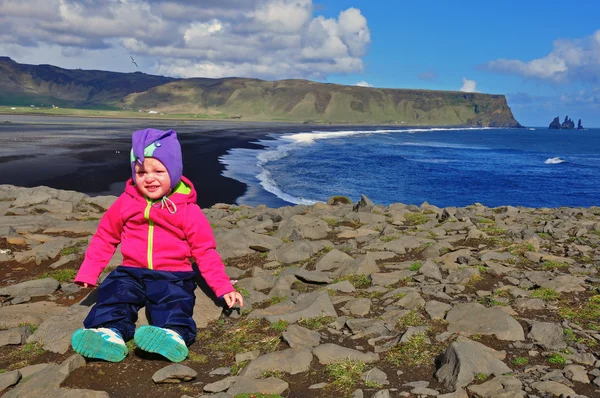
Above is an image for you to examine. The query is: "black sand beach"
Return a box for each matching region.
[0,115,308,208]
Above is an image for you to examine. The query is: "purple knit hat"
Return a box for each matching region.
[130,128,182,189]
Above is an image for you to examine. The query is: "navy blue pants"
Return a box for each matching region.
[83,266,197,346]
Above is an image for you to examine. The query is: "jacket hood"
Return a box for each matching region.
[124,175,197,205]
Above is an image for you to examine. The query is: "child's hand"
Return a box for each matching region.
[223,291,244,308]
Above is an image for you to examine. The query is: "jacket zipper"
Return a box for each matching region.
[144,199,154,270]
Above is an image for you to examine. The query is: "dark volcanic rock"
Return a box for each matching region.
[561,115,575,129]
[549,115,582,130]
[549,116,561,129]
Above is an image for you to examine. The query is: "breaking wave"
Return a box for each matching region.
[544,157,566,164]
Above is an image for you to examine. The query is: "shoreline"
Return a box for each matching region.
[3,115,594,209]
[0,115,486,209]
[0,116,315,208]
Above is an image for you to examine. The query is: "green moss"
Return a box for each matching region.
[547,353,566,365]
[38,268,77,282]
[235,286,250,298]
[465,273,483,288]
[269,320,288,333]
[207,318,283,360]
[380,235,399,242]
[512,357,529,366]
[325,359,366,395]
[396,310,426,329]
[337,274,371,289]
[298,316,336,330]
[404,212,429,226]
[563,328,577,342]
[558,295,600,330]
[9,342,46,368]
[540,261,569,270]
[530,288,560,301]
[386,333,433,367]
[60,245,82,256]
[269,296,287,305]
[126,340,136,352]
[292,280,311,292]
[31,207,48,214]
[18,323,38,334]
[508,242,536,255]
[392,293,407,300]
[231,360,249,376]
[324,217,339,226]
[260,369,284,379]
[477,296,507,307]
[480,226,507,236]
[186,351,208,364]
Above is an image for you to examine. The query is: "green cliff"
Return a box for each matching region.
[0,57,520,127]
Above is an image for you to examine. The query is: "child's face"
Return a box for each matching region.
[134,157,172,200]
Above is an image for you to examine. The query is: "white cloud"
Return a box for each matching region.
[251,0,312,33]
[459,78,478,93]
[337,8,370,57]
[355,81,372,87]
[486,29,600,83]
[0,0,370,80]
[560,89,600,105]
[184,20,225,43]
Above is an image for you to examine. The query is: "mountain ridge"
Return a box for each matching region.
[0,57,521,127]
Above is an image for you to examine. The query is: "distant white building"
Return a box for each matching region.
[148,110,158,114]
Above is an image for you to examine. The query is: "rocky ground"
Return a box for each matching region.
[0,185,599,398]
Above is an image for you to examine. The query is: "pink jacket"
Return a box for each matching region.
[74,176,234,298]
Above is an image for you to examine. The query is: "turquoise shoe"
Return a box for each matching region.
[134,325,188,362]
[71,328,128,362]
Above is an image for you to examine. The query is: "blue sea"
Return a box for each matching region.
[220,127,600,209]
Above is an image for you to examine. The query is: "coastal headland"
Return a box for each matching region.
[0,184,598,397]
[1,57,521,127]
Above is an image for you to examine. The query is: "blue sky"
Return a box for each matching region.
[1,0,599,127]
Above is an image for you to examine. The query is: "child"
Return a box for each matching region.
[71,128,243,363]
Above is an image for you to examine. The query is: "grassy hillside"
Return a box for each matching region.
[0,56,175,107]
[0,57,521,126]
[123,78,520,126]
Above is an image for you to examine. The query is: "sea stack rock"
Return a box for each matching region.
[548,116,580,130]
[561,116,575,129]
[549,116,561,129]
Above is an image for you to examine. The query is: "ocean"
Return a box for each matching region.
[220,127,600,209]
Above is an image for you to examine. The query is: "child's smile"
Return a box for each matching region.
[134,157,172,200]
